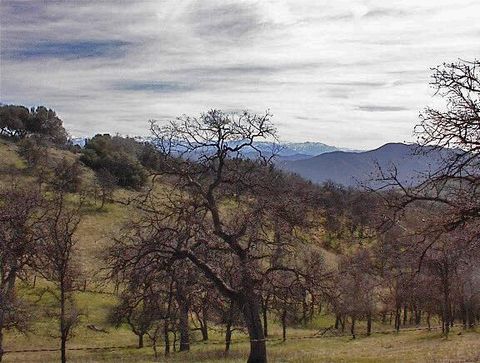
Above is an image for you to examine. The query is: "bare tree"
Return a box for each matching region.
[0,183,43,362]
[94,168,117,210]
[35,192,83,363]
[380,59,479,237]
[109,283,165,349]
[108,109,323,363]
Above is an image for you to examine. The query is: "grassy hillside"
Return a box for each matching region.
[1,139,479,363]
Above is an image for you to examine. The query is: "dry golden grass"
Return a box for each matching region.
[1,140,479,363]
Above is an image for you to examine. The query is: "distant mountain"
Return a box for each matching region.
[235,141,349,161]
[282,142,351,156]
[279,143,452,188]
[70,137,88,147]
[70,137,347,161]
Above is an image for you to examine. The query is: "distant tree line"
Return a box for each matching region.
[0,105,68,144]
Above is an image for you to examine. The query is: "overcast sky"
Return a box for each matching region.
[1,0,479,149]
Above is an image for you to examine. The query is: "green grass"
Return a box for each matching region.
[4,320,480,362]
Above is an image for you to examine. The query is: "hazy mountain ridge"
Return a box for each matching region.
[71,137,349,159]
[279,143,453,187]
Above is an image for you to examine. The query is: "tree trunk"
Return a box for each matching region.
[225,320,233,352]
[241,294,267,363]
[200,307,209,341]
[302,295,307,325]
[350,316,356,339]
[281,309,287,342]
[138,334,144,349]
[175,284,190,352]
[164,321,170,356]
[367,313,372,336]
[61,335,67,363]
[178,303,190,351]
[0,321,4,363]
[261,295,269,337]
[395,306,401,332]
[60,284,67,363]
[415,309,422,326]
[0,267,18,363]
[152,337,158,360]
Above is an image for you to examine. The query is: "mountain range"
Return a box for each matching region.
[279,143,450,187]
[72,137,449,188]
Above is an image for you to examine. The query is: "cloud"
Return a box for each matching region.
[189,1,264,41]
[1,0,479,149]
[356,105,409,112]
[363,8,408,18]
[4,40,130,60]
[113,81,196,93]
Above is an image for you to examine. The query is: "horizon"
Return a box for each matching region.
[1,1,479,149]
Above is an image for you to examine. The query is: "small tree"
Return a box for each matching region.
[36,192,83,363]
[109,286,164,349]
[94,168,117,210]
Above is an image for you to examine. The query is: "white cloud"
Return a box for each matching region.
[1,0,479,149]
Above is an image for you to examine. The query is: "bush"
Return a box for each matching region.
[80,134,147,189]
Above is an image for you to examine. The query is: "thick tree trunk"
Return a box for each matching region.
[175,284,190,352]
[178,303,190,351]
[61,334,67,363]
[241,294,267,363]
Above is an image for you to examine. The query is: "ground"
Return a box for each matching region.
[4,320,480,362]
[1,138,479,363]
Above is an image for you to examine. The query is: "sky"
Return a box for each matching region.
[1,0,479,149]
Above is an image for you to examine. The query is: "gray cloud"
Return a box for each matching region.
[1,0,479,149]
[113,81,196,93]
[356,105,409,112]
[364,8,408,18]
[4,40,130,61]
[189,2,264,41]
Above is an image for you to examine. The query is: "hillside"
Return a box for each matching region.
[0,138,479,362]
[279,143,450,187]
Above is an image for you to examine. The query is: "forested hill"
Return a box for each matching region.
[279,142,451,187]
